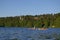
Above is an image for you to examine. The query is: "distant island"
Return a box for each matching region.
[0,13,60,28]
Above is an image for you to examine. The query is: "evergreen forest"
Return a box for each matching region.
[0,13,60,28]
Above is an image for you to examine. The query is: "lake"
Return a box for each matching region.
[0,27,60,40]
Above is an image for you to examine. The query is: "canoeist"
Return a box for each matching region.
[41,22,45,28]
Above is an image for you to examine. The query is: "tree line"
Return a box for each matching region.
[0,13,60,28]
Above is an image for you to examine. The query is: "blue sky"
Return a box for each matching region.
[0,0,60,17]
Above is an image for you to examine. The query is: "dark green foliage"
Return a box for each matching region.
[0,13,60,28]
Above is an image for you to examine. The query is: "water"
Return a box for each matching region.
[0,27,60,40]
